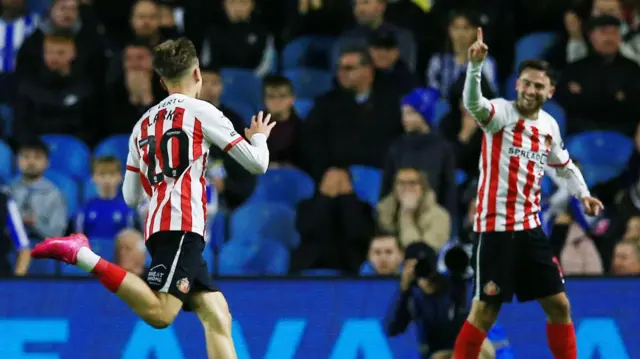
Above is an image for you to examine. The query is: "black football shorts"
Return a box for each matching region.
[145,231,219,310]
[471,226,565,304]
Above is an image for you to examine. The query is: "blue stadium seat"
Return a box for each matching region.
[301,269,343,276]
[223,100,255,126]
[230,203,299,249]
[27,0,51,14]
[28,258,58,275]
[41,134,91,180]
[542,100,567,136]
[203,239,215,274]
[541,175,555,198]
[282,36,336,69]
[208,211,227,251]
[283,68,333,99]
[504,73,518,100]
[0,139,14,183]
[220,68,263,110]
[248,168,315,208]
[566,131,633,186]
[433,98,451,128]
[0,103,14,136]
[218,237,290,275]
[514,32,556,70]
[90,238,116,262]
[349,165,383,206]
[61,263,91,276]
[294,98,314,119]
[359,261,376,275]
[43,170,79,217]
[94,134,130,170]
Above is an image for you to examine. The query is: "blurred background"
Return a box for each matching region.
[0,0,640,358]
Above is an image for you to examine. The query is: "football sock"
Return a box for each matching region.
[453,321,487,359]
[547,322,577,359]
[77,248,127,293]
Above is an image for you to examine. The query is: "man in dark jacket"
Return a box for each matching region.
[14,32,98,145]
[380,88,457,219]
[555,15,640,136]
[290,168,375,274]
[300,46,405,181]
[368,27,418,95]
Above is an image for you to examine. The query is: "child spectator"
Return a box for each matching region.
[262,75,304,168]
[8,139,67,242]
[114,228,147,278]
[75,156,136,239]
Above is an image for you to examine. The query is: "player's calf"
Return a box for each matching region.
[538,292,571,324]
[192,292,237,359]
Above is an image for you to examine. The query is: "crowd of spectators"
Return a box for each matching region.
[1,0,640,279]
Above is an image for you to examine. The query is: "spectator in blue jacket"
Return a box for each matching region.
[75,156,137,239]
[0,190,31,276]
[360,232,403,275]
[384,243,514,359]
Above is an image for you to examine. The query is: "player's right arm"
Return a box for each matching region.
[463,28,506,134]
[198,103,273,175]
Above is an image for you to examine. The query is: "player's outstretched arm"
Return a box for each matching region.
[463,28,495,128]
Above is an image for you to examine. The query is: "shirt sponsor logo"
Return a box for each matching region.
[508,147,548,165]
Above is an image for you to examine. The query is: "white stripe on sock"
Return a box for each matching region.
[76,247,101,272]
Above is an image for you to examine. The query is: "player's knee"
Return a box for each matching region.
[197,293,233,334]
[469,301,500,330]
[144,306,178,329]
[543,295,571,322]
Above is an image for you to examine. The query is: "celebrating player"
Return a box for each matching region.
[31,38,275,359]
[452,29,603,359]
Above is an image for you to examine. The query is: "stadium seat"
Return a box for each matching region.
[433,98,451,128]
[0,103,14,136]
[28,258,59,275]
[514,32,556,70]
[282,36,336,69]
[349,165,383,206]
[43,170,80,217]
[0,139,14,183]
[230,203,299,249]
[223,100,255,126]
[359,261,376,275]
[208,211,227,251]
[283,68,333,99]
[541,175,555,198]
[90,238,116,262]
[301,268,343,276]
[94,134,130,169]
[248,168,315,208]
[566,131,633,186]
[504,73,518,100]
[203,239,215,274]
[41,134,91,180]
[27,0,51,14]
[218,237,290,275]
[220,68,263,110]
[542,100,567,136]
[294,98,314,119]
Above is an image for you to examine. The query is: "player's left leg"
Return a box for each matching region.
[190,291,237,359]
[516,227,576,359]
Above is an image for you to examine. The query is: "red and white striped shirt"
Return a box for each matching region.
[124,94,269,240]
[464,62,590,233]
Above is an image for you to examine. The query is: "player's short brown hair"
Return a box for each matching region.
[517,59,557,85]
[152,37,199,82]
[92,155,122,174]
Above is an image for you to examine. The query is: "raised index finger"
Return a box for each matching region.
[477,27,483,43]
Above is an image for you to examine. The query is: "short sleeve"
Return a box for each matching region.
[196,101,245,152]
[547,120,571,168]
[482,99,511,134]
[126,129,141,172]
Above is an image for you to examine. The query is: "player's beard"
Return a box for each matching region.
[517,94,543,116]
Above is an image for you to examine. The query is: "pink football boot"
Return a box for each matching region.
[31,233,90,265]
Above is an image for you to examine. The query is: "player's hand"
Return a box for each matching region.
[581,196,604,216]
[400,259,417,292]
[468,27,488,64]
[244,111,276,140]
